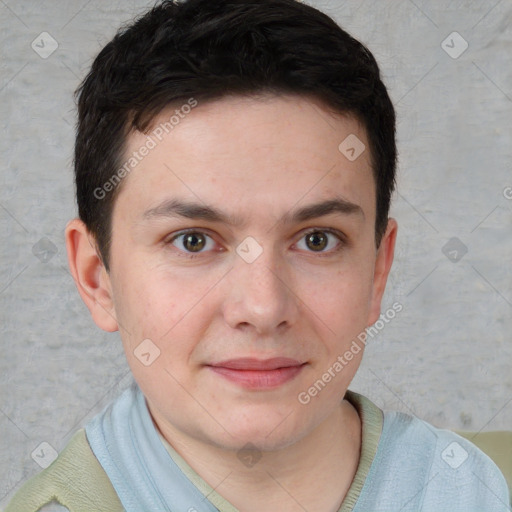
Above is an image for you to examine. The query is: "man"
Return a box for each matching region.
[6,0,509,510]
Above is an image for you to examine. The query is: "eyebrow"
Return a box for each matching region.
[141,196,364,227]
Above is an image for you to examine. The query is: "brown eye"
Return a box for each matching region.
[295,229,344,254]
[167,230,217,259]
[169,230,215,258]
[305,231,328,251]
[182,232,207,252]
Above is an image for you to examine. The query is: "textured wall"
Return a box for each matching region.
[1,0,511,505]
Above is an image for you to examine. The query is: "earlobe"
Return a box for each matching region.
[64,218,119,332]
[367,218,398,326]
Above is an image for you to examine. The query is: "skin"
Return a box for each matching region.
[66,94,397,512]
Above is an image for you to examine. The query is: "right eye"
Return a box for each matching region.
[165,230,217,258]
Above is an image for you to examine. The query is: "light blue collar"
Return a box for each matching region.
[85,380,220,512]
[85,380,509,512]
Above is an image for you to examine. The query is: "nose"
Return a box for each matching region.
[222,243,300,336]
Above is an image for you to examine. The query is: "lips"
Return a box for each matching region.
[207,357,306,389]
[210,357,303,370]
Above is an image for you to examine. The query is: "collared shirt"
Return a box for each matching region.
[33,382,510,511]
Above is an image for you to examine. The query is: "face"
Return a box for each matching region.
[72,94,396,452]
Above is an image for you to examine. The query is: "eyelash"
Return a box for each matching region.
[165,228,346,260]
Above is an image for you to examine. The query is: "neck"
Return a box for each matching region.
[151,399,362,512]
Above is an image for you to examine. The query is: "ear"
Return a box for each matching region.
[367,218,398,326]
[65,218,119,332]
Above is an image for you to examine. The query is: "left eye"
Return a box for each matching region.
[296,230,343,253]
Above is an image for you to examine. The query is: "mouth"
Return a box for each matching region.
[206,357,307,389]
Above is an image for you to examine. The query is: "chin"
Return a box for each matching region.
[205,413,310,453]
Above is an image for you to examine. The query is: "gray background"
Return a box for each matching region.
[1,0,511,506]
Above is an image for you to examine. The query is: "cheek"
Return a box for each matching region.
[110,268,179,358]
[304,260,374,331]
[112,267,215,364]
[113,260,183,322]
[115,275,196,400]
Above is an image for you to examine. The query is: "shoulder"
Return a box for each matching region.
[4,428,123,512]
[372,410,510,510]
[456,429,512,493]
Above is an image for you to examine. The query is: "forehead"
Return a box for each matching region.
[114,94,375,225]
